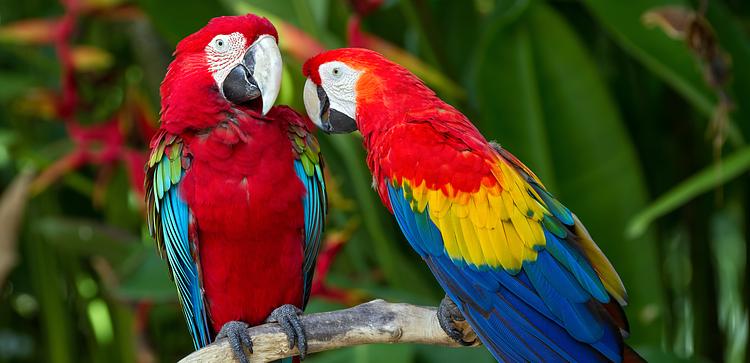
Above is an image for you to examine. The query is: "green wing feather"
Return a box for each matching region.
[288,122,327,307]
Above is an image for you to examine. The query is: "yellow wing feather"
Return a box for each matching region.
[395,147,626,308]
[398,156,547,270]
[572,214,627,304]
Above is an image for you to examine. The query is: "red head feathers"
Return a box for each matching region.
[302,48,455,138]
[174,15,277,56]
[160,14,282,134]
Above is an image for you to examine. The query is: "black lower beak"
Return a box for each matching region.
[222,49,260,105]
[324,109,358,134]
[317,85,357,134]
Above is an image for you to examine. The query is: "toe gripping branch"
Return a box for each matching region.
[266,304,308,360]
[217,321,254,363]
[438,296,477,347]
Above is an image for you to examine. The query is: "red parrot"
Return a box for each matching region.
[302,48,643,363]
[145,14,326,362]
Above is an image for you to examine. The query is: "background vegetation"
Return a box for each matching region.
[0,0,747,362]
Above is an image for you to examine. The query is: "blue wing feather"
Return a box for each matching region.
[152,152,211,349]
[293,160,326,307]
[386,183,622,362]
[544,230,610,303]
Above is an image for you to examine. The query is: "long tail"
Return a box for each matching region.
[623,345,647,363]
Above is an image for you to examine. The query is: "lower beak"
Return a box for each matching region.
[303,78,357,134]
[222,35,282,116]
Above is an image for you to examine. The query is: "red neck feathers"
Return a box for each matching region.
[160,54,230,135]
[354,63,449,148]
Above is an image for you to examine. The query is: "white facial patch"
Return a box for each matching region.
[205,32,247,86]
[318,61,362,121]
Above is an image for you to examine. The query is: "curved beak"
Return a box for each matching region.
[303,78,357,134]
[222,35,282,116]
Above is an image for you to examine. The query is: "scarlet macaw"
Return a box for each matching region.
[301,48,642,362]
[145,14,326,363]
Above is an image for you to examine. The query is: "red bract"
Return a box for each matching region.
[67,120,124,165]
[348,0,383,17]
[310,230,365,306]
[310,236,345,299]
[278,22,326,63]
[130,96,158,142]
[123,150,147,197]
[55,0,80,121]
[347,16,367,48]
[30,0,153,199]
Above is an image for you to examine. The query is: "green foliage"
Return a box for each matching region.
[0,0,748,362]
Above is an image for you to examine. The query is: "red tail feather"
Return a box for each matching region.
[602,299,630,337]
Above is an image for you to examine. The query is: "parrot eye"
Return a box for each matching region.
[332,68,341,77]
[211,35,230,53]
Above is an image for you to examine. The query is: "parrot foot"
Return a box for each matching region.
[217,320,253,363]
[265,304,308,359]
[438,296,476,346]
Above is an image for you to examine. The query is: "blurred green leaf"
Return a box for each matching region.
[227,0,303,28]
[0,72,36,101]
[663,228,693,356]
[581,0,715,116]
[26,234,73,363]
[416,345,494,363]
[116,250,175,302]
[475,2,663,344]
[308,343,415,363]
[710,204,748,363]
[636,346,712,363]
[36,217,138,262]
[473,15,556,185]
[135,0,228,45]
[628,146,750,237]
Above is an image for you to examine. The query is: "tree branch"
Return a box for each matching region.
[179,299,479,363]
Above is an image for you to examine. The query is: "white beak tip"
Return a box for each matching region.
[261,101,273,116]
[303,78,322,128]
[253,35,282,117]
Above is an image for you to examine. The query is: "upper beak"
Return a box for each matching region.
[303,78,357,134]
[222,35,282,116]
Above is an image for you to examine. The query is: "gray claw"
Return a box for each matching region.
[266,304,308,359]
[438,296,475,346]
[217,320,253,363]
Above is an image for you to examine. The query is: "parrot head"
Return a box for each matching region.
[302,48,441,135]
[160,14,282,130]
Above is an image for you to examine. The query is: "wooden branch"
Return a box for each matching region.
[179,299,479,363]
